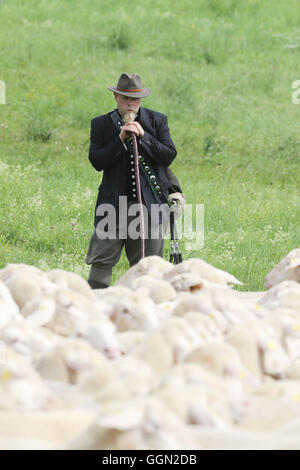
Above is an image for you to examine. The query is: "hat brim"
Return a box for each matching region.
[107,86,151,98]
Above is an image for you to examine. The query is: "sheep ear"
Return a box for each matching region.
[96,406,143,430]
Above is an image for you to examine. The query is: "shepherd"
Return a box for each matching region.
[86,72,177,289]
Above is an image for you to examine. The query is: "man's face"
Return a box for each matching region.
[114,92,141,117]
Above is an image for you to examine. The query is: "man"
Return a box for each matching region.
[86,72,177,289]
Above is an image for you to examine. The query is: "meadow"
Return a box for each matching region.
[0,0,299,291]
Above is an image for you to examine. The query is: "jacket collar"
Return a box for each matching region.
[137,106,153,131]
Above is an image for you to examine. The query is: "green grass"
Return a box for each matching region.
[0,0,299,291]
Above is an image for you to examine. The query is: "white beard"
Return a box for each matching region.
[122,111,136,123]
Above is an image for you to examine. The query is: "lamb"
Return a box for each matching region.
[35,338,113,385]
[131,317,202,376]
[237,393,300,434]
[156,379,231,427]
[172,287,267,334]
[258,280,300,313]
[225,321,263,379]
[183,312,224,344]
[0,263,45,284]
[116,255,173,287]
[0,281,23,328]
[1,250,300,450]
[107,291,159,332]
[256,328,292,379]
[184,342,261,423]
[3,270,56,312]
[92,285,133,302]
[0,322,61,364]
[164,258,243,286]
[129,275,177,304]
[259,309,300,364]
[0,409,96,449]
[46,269,97,302]
[73,319,121,359]
[68,396,201,450]
[184,342,258,387]
[168,273,205,293]
[43,288,111,337]
[0,346,54,411]
[84,356,158,404]
[265,248,300,288]
[131,330,178,377]
[171,293,229,332]
[116,331,146,354]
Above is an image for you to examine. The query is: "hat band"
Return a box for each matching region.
[117,87,143,92]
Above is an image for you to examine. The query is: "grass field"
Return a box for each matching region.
[0,0,299,291]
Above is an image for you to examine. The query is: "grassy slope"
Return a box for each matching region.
[0,0,299,290]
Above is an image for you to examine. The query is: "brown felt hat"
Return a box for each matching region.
[107,73,151,98]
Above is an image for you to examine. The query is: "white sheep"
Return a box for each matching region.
[107,291,159,332]
[184,342,256,385]
[156,379,231,427]
[265,248,300,288]
[73,319,121,359]
[0,281,23,328]
[46,269,97,302]
[225,321,263,379]
[256,328,292,379]
[130,275,177,304]
[22,295,57,327]
[86,356,158,405]
[237,393,300,434]
[0,322,60,364]
[92,285,133,301]
[35,338,111,385]
[4,270,56,312]
[44,288,111,337]
[0,263,45,283]
[0,346,54,411]
[68,396,201,450]
[0,409,95,449]
[167,273,205,293]
[164,258,243,286]
[258,280,300,313]
[116,255,173,287]
[183,312,224,345]
[116,331,146,355]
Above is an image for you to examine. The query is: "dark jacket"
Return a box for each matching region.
[89,106,177,227]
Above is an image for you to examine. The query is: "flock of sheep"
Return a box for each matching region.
[0,248,300,450]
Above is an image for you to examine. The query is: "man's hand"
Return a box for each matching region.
[119,121,144,143]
